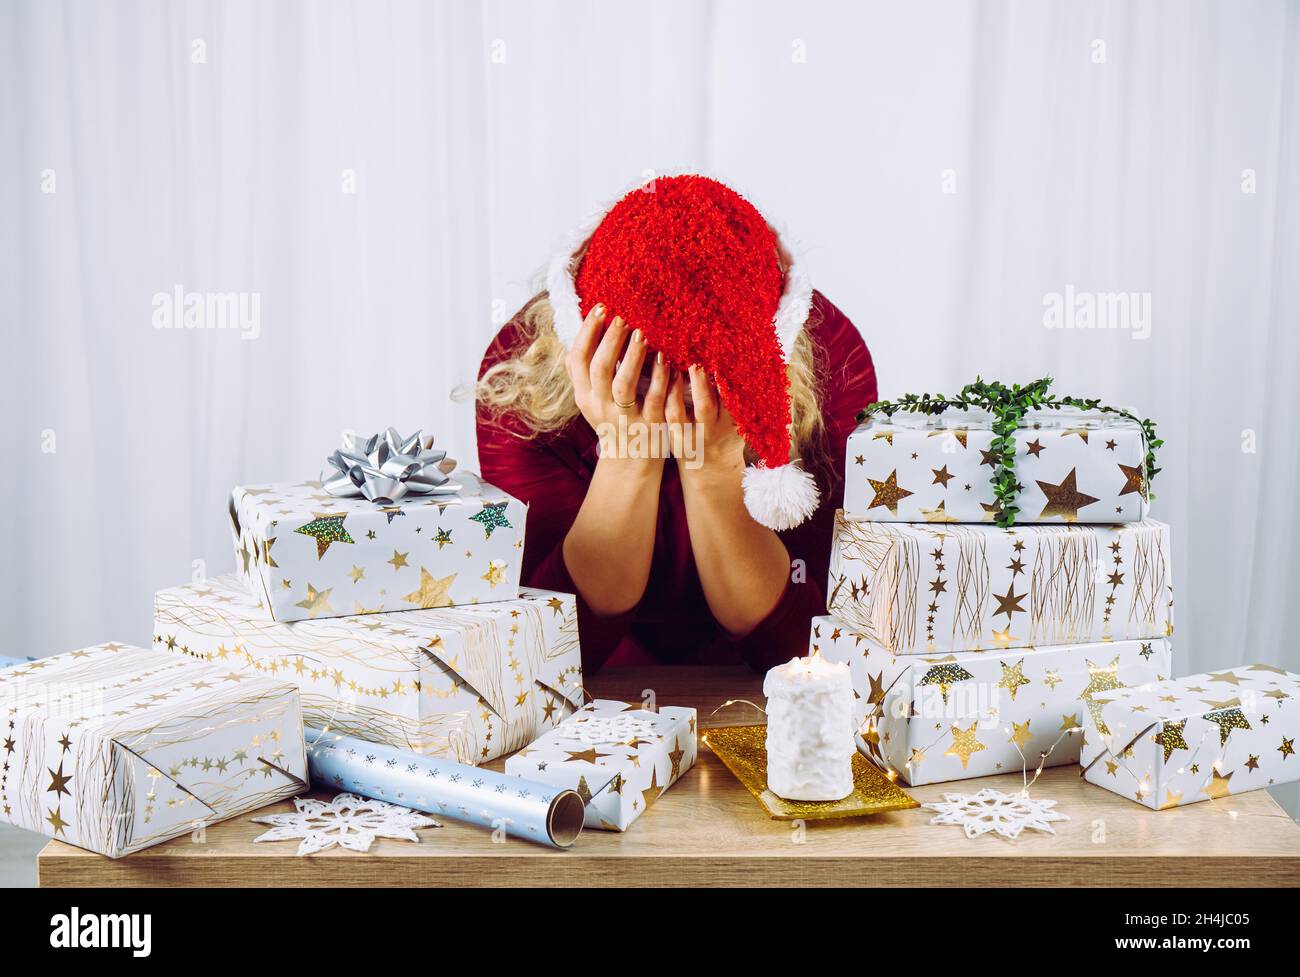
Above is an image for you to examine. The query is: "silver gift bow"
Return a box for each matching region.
[323,427,459,504]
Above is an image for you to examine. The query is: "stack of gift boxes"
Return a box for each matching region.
[2,431,701,858]
[0,443,587,857]
[158,468,584,765]
[811,407,1300,810]
[200,465,695,832]
[810,409,1175,787]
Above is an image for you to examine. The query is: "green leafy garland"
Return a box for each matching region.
[856,377,1162,528]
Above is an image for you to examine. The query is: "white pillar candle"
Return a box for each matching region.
[763,655,855,801]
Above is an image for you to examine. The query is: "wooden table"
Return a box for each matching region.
[38,667,1300,887]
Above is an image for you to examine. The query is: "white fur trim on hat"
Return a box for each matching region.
[545,174,814,362]
[742,462,821,532]
[546,204,605,351]
[771,250,813,362]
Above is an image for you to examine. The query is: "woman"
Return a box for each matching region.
[476,175,877,673]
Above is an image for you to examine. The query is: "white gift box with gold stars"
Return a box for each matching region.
[504,700,697,831]
[0,643,306,858]
[844,408,1150,524]
[154,574,582,765]
[828,512,1173,656]
[230,471,527,623]
[1080,664,1300,810]
[809,615,1172,786]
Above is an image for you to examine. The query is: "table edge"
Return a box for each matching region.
[37,846,1300,888]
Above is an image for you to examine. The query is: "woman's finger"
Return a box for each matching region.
[642,351,669,422]
[665,367,688,426]
[574,303,606,361]
[611,329,648,410]
[588,315,628,399]
[565,303,606,399]
[688,366,718,425]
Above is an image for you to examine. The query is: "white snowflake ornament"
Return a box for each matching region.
[251,792,439,855]
[564,713,659,746]
[923,788,1067,840]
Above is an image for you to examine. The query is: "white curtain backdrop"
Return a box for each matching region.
[2,1,1299,809]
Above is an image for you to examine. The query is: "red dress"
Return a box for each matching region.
[476,291,877,674]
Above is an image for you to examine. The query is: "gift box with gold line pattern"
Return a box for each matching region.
[154,574,582,765]
[828,512,1173,656]
[0,643,306,858]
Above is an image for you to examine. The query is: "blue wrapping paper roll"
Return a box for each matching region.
[305,728,585,849]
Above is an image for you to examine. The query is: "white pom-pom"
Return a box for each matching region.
[742,463,820,531]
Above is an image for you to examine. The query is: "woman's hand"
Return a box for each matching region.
[565,303,669,454]
[560,302,668,617]
[668,364,792,638]
[667,364,745,479]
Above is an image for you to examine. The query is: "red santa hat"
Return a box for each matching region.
[546,174,818,531]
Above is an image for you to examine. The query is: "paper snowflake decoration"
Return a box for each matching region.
[923,788,1067,840]
[564,713,659,746]
[251,793,439,856]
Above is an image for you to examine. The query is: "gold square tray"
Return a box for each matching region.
[703,724,918,821]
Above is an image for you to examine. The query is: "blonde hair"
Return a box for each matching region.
[476,294,826,466]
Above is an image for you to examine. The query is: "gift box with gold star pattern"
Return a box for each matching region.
[810,614,1172,786]
[504,700,697,830]
[844,408,1150,524]
[154,574,582,765]
[0,642,306,858]
[1080,664,1300,810]
[828,512,1173,656]
[229,470,526,623]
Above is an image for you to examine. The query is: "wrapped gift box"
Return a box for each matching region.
[504,700,697,831]
[0,642,306,858]
[154,574,582,765]
[1080,664,1300,810]
[844,408,1150,524]
[828,512,1173,656]
[810,615,1172,785]
[229,471,527,623]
